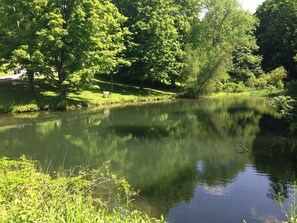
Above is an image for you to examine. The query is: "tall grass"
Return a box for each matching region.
[278,186,297,223]
[0,157,165,223]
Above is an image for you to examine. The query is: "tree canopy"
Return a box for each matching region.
[0,0,295,100]
[183,0,258,96]
[255,0,297,79]
[0,0,129,100]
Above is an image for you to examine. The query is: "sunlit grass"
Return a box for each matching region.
[0,76,175,113]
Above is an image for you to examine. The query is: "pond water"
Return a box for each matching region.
[0,98,296,223]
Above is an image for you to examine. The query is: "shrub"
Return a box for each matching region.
[222,82,245,93]
[266,66,287,88]
[0,157,165,223]
[246,75,257,88]
[256,77,268,89]
[12,103,39,113]
[246,66,287,89]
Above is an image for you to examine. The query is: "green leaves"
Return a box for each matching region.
[184,0,258,96]
[12,46,31,63]
[0,0,294,98]
[0,0,129,98]
[255,0,297,78]
[0,157,165,223]
[113,0,200,85]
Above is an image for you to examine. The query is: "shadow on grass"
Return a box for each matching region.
[0,77,173,113]
[96,73,182,93]
[85,76,172,97]
[0,80,60,113]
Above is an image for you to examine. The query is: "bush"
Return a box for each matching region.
[222,82,245,93]
[246,66,287,90]
[12,103,39,113]
[246,75,257,88]
[266,66,287,88]
[0,157,165,223]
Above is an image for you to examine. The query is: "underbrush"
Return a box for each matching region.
[0,157,164,223]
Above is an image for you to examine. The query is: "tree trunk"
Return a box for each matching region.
[58,70,67,103]
[28,71,35,93]
[59,88,67,102]
[57,48,67,103]
[140,79,144,90]
[170,76,176,86]
[110,73,114,91]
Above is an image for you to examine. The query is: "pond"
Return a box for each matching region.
[0,98,296,223]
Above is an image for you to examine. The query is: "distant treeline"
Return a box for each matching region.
[0,0,296,99]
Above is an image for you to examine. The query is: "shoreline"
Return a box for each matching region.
[0,95,177,115]
[0,90,284,115]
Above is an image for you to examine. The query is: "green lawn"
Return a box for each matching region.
[0,76,175,113]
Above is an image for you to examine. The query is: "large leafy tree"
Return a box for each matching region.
[183,0,258,96]
[0,0,129,100]
[0,0,48,92]
[134,0,184,86]
[113,0,202,87]
[255,0,297,78]
[229,36,264,84]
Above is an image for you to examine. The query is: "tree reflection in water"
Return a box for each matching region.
[0,98,296,218]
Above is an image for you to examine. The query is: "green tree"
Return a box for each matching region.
[135,0,184,86]
[0,0,129,100]
[113,0,202,87]
[255,0,297,79]
[229,38,264,84]
[183,0,258,96]
[0,0,48,92]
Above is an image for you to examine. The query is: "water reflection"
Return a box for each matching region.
[0,98,296,222]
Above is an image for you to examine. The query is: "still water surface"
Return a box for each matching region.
[0,98,296,222]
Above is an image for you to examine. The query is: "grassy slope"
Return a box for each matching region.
[0,76,175,113]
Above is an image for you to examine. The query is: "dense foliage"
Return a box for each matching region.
[255,0,297,79]
[0,0,295,100]
[0,0,129,100]
[183,0,259,96]
[0,157,164,223]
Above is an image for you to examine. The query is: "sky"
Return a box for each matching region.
[238,0,265,13]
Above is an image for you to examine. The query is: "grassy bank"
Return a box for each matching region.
[0,76,175,113]
[0,73,287,114]
[0,157,165,223]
